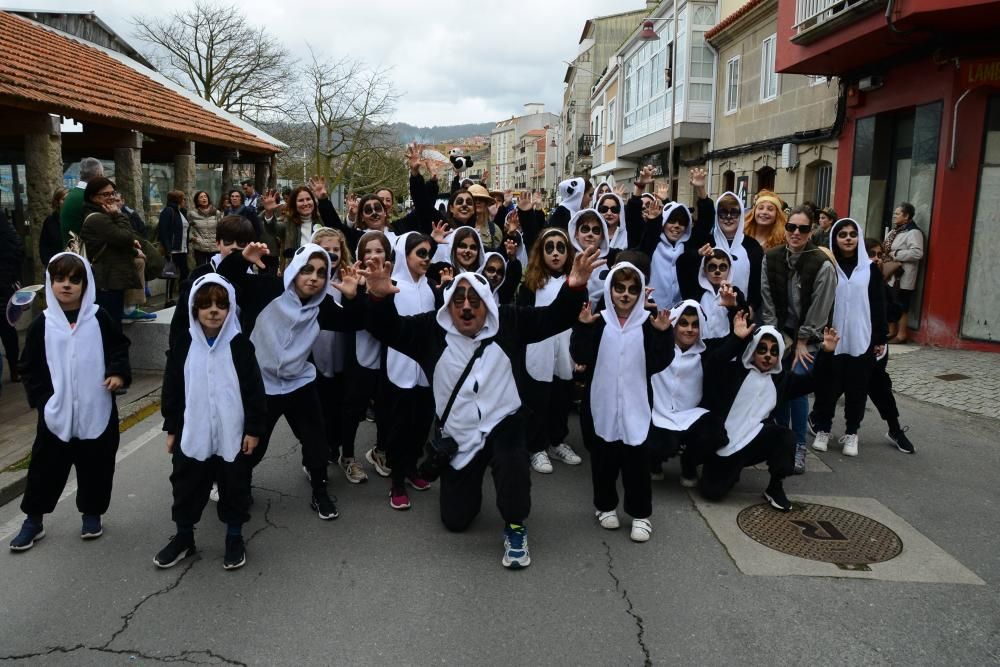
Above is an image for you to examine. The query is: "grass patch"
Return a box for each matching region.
[4,452,31,472]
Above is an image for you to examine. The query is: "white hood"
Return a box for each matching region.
[569,209,611,306]
[387,232,433,388]
[830,218,872,357]
[649,202,693,308]
[713,192,751,295]
[718,326,785,457]
[596,192,628,250]
[558,177,588,214]
[697,247,736,340]
[478,251,508,305]
[650,298,709,430]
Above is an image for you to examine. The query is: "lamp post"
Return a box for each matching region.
[639,3,680,200]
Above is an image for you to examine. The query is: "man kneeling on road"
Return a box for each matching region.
[362,246,604,569]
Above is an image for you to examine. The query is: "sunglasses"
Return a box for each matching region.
[544,240,567,255]
[363,205,384,216]
[612,283,641,296]
[837,230,858,239]
[577,223,602,235]
[718,207,741,219]
[597,205,621,214]
[484,265,504,277]
[454,197,474,206]
[665,217,690,228]
[705,262,729,274]
[412,248,430,259]
[784,223,812,235]
[755,343,780,356]
[451,287,482,308]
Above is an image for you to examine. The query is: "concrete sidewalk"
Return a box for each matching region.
[885,343,1000,420]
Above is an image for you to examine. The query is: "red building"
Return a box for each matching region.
[776,0,1000,350]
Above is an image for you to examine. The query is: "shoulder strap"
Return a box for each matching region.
[439,339,493,427]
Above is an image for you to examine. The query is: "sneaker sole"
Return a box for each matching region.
[9,529,45,551]
[502,555,531,569]
[81,529,103,540]
[405,479,431,492]
[310,501,340,520]
[390,501,411,510]
[886,433,915,454]
[364,450,392,477]
[763,491,791,512]
[679,477,698,488]
[153,545,194,569]
[223,555,247,570]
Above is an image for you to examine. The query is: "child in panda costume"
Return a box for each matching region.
[695,248,747,348]
[361,246,604,569]
[570,263,675,543]
[478,251,520,306]
[155,274,267,570]
[546,177,593,231]
[568,208,614,306]
[10,253,131,552]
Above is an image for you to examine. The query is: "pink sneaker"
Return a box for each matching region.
[406,474,432,492]
[389,486,411,510]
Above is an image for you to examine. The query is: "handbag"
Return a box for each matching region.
[161,258,179,280]
[881,259,903,281]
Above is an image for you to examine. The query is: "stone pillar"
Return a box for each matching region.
[254,159,269,193]
[268,154,278,191]
[221,157,234,197]
[173,141,196,202]
[114,131,143,212]
[24,114,62,282]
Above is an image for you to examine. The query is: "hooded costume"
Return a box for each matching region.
[478,251,520,306]
[546,177,588,231]
[433,225,486,273]
[648,203,694,310]
[568,209,612,306]
[695,249,747,343]
[594,192,630,250]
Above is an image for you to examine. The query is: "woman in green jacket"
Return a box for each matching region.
[79,178,143,321]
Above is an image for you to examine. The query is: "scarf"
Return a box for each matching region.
[717,326,784,457]
[713,191,750,294]
[591,263,652,446]
[650,203,692,309]
[41,252,112,441]
[180,274,244,462]
[250,243,330,395]
[830,219,872,357]
[650,300,708,431]
[433,273,520,470]
[697,249,735,341]
[387,233,434,388]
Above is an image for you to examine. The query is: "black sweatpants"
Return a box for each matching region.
[250,382,329,490]
[316,373,345,461]
[21,409,119,516]
[699,424,794,501]
[867,352,900,425]
[521,376,572,454]
[383,383,434,485]
[812,351,875,434]
[648,412,727,473]
[439,412,531,532]
[342,364,384,457]
[591,439,652,519]
[170,447,252,527]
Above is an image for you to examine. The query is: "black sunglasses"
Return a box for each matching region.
[785,223,812,235]
[454,197,474,206]
[755,343,780,356]
[544,240,567,255]
[597,205,621,214]
[718,207,741,219]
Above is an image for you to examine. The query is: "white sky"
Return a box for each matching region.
[13,0,648,126]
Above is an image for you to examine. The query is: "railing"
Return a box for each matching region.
[578,134,598,157]
[794,0,880,34]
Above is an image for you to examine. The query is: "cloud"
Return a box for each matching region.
[21,0,646,126]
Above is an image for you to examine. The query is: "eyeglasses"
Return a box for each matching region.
[544,240,567,255]
[784,223,812,235]
[836,230,858,239]
[705,262,729,274]
[577,223,602,235]
[451,287,482,308]
[454,197,474,206]
[413,248,430,259]
[612,283,641,296]
[363,205,384,216]
[484,266,504,277]
[718,207,741,219]
[597,205,620,214]
[95,190,117,199]
[755,343,780,356]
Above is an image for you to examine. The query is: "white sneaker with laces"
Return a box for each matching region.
[840,434,859,457]
[209,484,220,503]
[595,510,619,530]
[547,443,582,465]
[530,451,553,474]
[812,431,830,452]
[630,518,652,543]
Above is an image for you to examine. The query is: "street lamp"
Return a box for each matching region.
[638,7,680,200]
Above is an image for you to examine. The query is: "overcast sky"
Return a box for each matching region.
[17,0,648,127]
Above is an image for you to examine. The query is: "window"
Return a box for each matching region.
[690,31,714,102]
[809,75,828,86]
[723,170,736,193]
[808,160,833,208]
[622,25,670,143]
[608,98,616,143]
[725,56,740,114]
[756,165,776,192]
[760,35,778,102]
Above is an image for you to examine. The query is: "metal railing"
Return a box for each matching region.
[794,0,878,33]
[578,134,598,157]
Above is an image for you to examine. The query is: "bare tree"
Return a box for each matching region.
[132,1,294,122]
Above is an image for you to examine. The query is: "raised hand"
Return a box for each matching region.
[568,245,606,289]
[242,241,270,269]
[431,220,450,244]
[516,194,532,211]
[504,238,519,260]
[406,143,423,173]
[503,189,513,206]
[505,209,521,233]
[644,286,656,311]
[637,164,655,187]
[654,182,670,203]
[699,243,714,258]
[689,167,708,199]
[733,310,755,339]
[347,193,359,221]
[650,309,672,331]
[262,189,279,214]
[308,176,328,200]
[332,261,361,299]
[613,183,626,198]
[578,302,600,324]
[822,326,841,353]
[532,191,544,210]
[719,282,737,308]
[360,257,399,298]
[438,265,454,284]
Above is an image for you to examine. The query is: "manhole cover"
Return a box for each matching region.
[737,502,903,566]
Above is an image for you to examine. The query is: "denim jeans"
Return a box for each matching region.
[776,355,814,446]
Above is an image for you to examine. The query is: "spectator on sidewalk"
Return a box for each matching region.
[744,190,787,251]
[241,180,262,212]
[39,187,68,267]
[811,207,837,248]
[0,209,24,383]
[60,157,105,245]
[223,189,262,240]
[883,202,924,343]
[189,191,222,267]
[158,190,191,308]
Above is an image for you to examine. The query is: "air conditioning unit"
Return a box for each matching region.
[858,75,884,92]
[780,143,798,169]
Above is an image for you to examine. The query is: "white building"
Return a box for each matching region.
[489,103,559,191]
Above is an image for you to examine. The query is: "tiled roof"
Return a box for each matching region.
[705,0,768,40]
[0,12,281,154]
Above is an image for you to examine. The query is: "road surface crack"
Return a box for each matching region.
[603,540,652,666]
[246,497,282,544]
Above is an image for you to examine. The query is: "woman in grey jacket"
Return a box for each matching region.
[883,202,924,343]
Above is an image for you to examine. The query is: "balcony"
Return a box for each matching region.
[578,134,598,157]
[792,0,883,43]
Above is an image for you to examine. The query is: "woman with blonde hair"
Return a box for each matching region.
[744,190,787,250]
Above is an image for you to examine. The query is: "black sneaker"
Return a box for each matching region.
[154,534,196,568]
[886,428,915,454]
[310,490,340,520]
[223,536,246,570]
[9,520,44,552]
[764,481,792,512]
[81,514,103,540]
[365,405,376,422]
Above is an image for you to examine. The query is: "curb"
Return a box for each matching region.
[0,395,161,509]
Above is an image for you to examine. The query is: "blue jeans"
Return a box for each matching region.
[776,356,813,446]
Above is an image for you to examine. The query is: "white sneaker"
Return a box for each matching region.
[840,434,859,457]
[630,518,652,543]
[209,483,219,503]
[812,431,830,452]
[595,510,619,530]
[530,451,553,474]
[547,443,582,465]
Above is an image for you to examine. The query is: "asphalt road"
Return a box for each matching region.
[0,394,997,666]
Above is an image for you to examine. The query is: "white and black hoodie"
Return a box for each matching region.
[568,208,612,306]
[386,232,435,389]
[696,248,747,343]
[648,202,693,310]
[829,218,888,357]
[650,299,710,432]
[547,177,589,230]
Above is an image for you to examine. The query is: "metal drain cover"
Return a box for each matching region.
[737,502,903,566]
